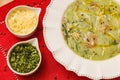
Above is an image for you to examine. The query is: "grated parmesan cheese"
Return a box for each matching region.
[7,7,37,35]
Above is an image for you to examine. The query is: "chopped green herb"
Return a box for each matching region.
[9,43,40,73]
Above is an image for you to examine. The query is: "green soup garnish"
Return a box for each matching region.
[9,43,40,73]
[62,0,120,60]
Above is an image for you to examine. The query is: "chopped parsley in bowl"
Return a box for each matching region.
[7,38,41,75]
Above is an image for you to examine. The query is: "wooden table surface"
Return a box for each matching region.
[0,0,13,7]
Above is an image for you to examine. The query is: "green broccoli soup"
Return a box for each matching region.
[62,0,120,60]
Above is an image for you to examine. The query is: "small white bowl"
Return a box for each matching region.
[5,5,41,38]
[6,38,42,76]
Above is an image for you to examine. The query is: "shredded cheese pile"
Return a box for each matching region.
[7,7,37,35]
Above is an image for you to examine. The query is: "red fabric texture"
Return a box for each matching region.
[0,0,119,80]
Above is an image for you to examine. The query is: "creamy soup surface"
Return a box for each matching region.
[62,0,120,60]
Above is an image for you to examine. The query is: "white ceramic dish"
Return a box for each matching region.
[7,38,42,76]
[43,0,120,79]
[5,5,41,38]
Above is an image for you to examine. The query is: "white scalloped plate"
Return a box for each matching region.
[43,0,120,79]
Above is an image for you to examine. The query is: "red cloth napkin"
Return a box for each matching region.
[0,0,119,80]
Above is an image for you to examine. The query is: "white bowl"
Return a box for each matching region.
[43,0,120,79]
[5,5,41,38]
[6,38,42,76]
